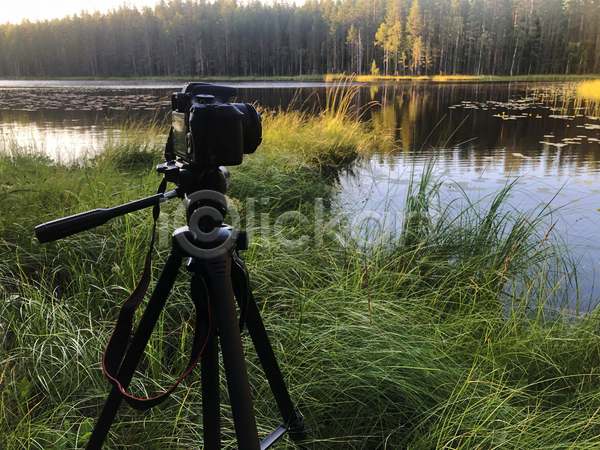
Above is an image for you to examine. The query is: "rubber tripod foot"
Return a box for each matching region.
[288,413,307,442]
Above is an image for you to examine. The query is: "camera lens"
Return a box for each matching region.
[235,103,262,154]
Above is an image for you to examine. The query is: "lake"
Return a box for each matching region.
[1,79,599,310]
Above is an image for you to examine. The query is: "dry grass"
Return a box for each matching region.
[577,80,600,101]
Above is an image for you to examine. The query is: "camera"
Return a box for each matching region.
[166,82,262,167]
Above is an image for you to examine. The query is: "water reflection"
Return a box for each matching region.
[366,83,600,176]
[0,84,173,160]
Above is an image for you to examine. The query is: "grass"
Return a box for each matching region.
[326,73,600,83]
[578,80,600,101]
[576,80,600,117]
[518,79,600,118]
[1,82,600,449]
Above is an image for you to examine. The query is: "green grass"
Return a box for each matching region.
[1,85,600,449]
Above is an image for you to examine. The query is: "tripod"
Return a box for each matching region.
[35,165,307,450]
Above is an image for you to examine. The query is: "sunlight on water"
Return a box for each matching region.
[0,121,126,162]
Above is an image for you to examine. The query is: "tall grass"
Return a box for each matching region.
[525,80,600,117]
[254,77,394,173]
[577,80,600,101]
[575,80,600,117]
[325,73,600,84]
[1,84,599,450]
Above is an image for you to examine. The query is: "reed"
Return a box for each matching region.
[255,77,392,171]
[575,80,600,117]
[518,80,600,118]
[325,73,600,84]
[577,80,600,101]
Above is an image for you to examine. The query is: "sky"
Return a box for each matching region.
[2,1,161,25]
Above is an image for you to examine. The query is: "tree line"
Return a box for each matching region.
[1,0,599,78]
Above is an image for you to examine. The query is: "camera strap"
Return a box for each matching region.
[102,178,211,410]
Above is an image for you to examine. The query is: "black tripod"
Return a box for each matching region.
[35,164,307,449]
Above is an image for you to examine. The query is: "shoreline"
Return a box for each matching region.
[2,73,600,84]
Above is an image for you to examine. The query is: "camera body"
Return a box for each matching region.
[167,82,262,167]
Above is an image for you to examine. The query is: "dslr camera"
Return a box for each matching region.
[166,82,262,167]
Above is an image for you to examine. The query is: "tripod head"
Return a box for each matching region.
[157,160,231,196]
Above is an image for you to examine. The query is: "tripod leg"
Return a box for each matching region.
[232,256,307,442]
[202,256,261,450]
[85,251,183,450]
[193,274,221,449]
[201,330,221,449]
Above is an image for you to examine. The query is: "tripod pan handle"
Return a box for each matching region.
[35,192,174,243]
[35,208,115,243]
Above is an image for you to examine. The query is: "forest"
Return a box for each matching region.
[1,0,599,79]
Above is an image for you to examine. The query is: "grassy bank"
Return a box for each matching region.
[326,73,600,83]
[1,89,600,449]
